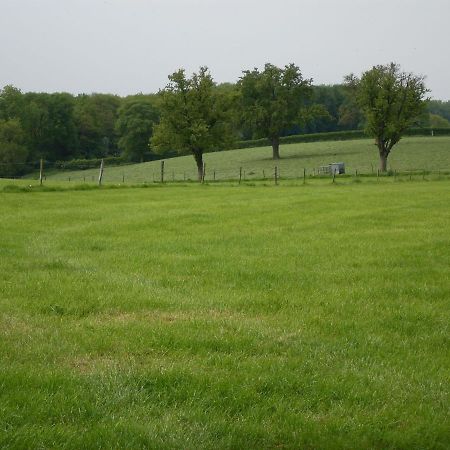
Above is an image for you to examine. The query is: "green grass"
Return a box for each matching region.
[1,180,449,449]
[41,136,450,183]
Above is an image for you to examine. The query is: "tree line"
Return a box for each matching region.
[0,62,448,178]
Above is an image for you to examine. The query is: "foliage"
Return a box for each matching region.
[116,96,160,162]
[427,99,450,122]
[0,119,29,177]
[74,94,121,159]
[349,63,428,171]
[53,156,127,171]
[238,63,313,159]
[152,67,233,180]
[428,113,450,128]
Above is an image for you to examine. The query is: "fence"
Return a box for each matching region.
[2,158,450,188]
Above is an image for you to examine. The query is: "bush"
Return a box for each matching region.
[53,156,126,171]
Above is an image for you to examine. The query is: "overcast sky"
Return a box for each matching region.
[1,0,449,99]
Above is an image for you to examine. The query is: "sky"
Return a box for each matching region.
[1,0,449,99]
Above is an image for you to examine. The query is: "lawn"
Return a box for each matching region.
[41,136,450,183]
[0,180,449,449]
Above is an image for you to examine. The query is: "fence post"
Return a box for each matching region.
[213,169,216,181]
[274,166,278,185]
[355,169,358,177]
[377,169,379,181]
[263,169,265,179]
[122,173,125,183]
[39,159,44,186]
[202,163,206,183]
[303,168,306,184]
[332,169,336,183]
[98,159,104,186]
[83,176,86,183]
[160,160,165,183]
[239,167,242,184]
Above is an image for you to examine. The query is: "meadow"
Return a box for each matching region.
[1,177,449,449]
[42,136,450,183]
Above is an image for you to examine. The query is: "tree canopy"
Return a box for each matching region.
[151,67,233,180]
[116,96,159,162]
[238,63,312,159]
[348,63,428,171]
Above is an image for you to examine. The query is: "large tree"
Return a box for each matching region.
[238,63,312,159]
[348,63,428,172]
[0,119,28,177]
[151,67,232,180]
[74,93,121,158]
[115,96,159,162]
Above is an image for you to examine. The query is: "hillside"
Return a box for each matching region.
[43,136,450,183]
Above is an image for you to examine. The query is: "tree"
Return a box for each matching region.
[116,96,159,162]
[20,92,78,161]
[74,93,121,158]
[238,63,312,159]
[0,119,28,177]
[151,67,232,180]
[348,63,428,172]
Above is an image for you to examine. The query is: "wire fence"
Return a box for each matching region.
[2,159,450,186]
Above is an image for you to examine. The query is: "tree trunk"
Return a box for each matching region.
[272,137,280,160]
[193,151,203,182]
[377,139,389,172]
[380,153,388,172]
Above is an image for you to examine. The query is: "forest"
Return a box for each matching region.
[0,79,449,177]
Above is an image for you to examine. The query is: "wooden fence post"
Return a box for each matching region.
[239,167,242,184]
[332,169,336,183]
[98,159,104,186]
[303,168,306,184]
[274,166,278,185]
[160,160,165,183]
[39,159,44,186]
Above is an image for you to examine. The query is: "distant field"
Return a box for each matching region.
[42,136,450,183]
[1,180,449,448]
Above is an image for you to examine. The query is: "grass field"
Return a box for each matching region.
[41,136,450,183]
[0,179,449,449]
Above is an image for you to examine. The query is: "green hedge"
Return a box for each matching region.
[53,156,126,171]
[235,128,450,149]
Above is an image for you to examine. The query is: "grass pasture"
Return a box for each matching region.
[42,136,450,183]
[0,179,449,449]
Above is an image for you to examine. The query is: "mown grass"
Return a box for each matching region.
[41,136,450,183]
[0,181,449,449]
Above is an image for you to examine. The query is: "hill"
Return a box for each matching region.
[43,136,450,183]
